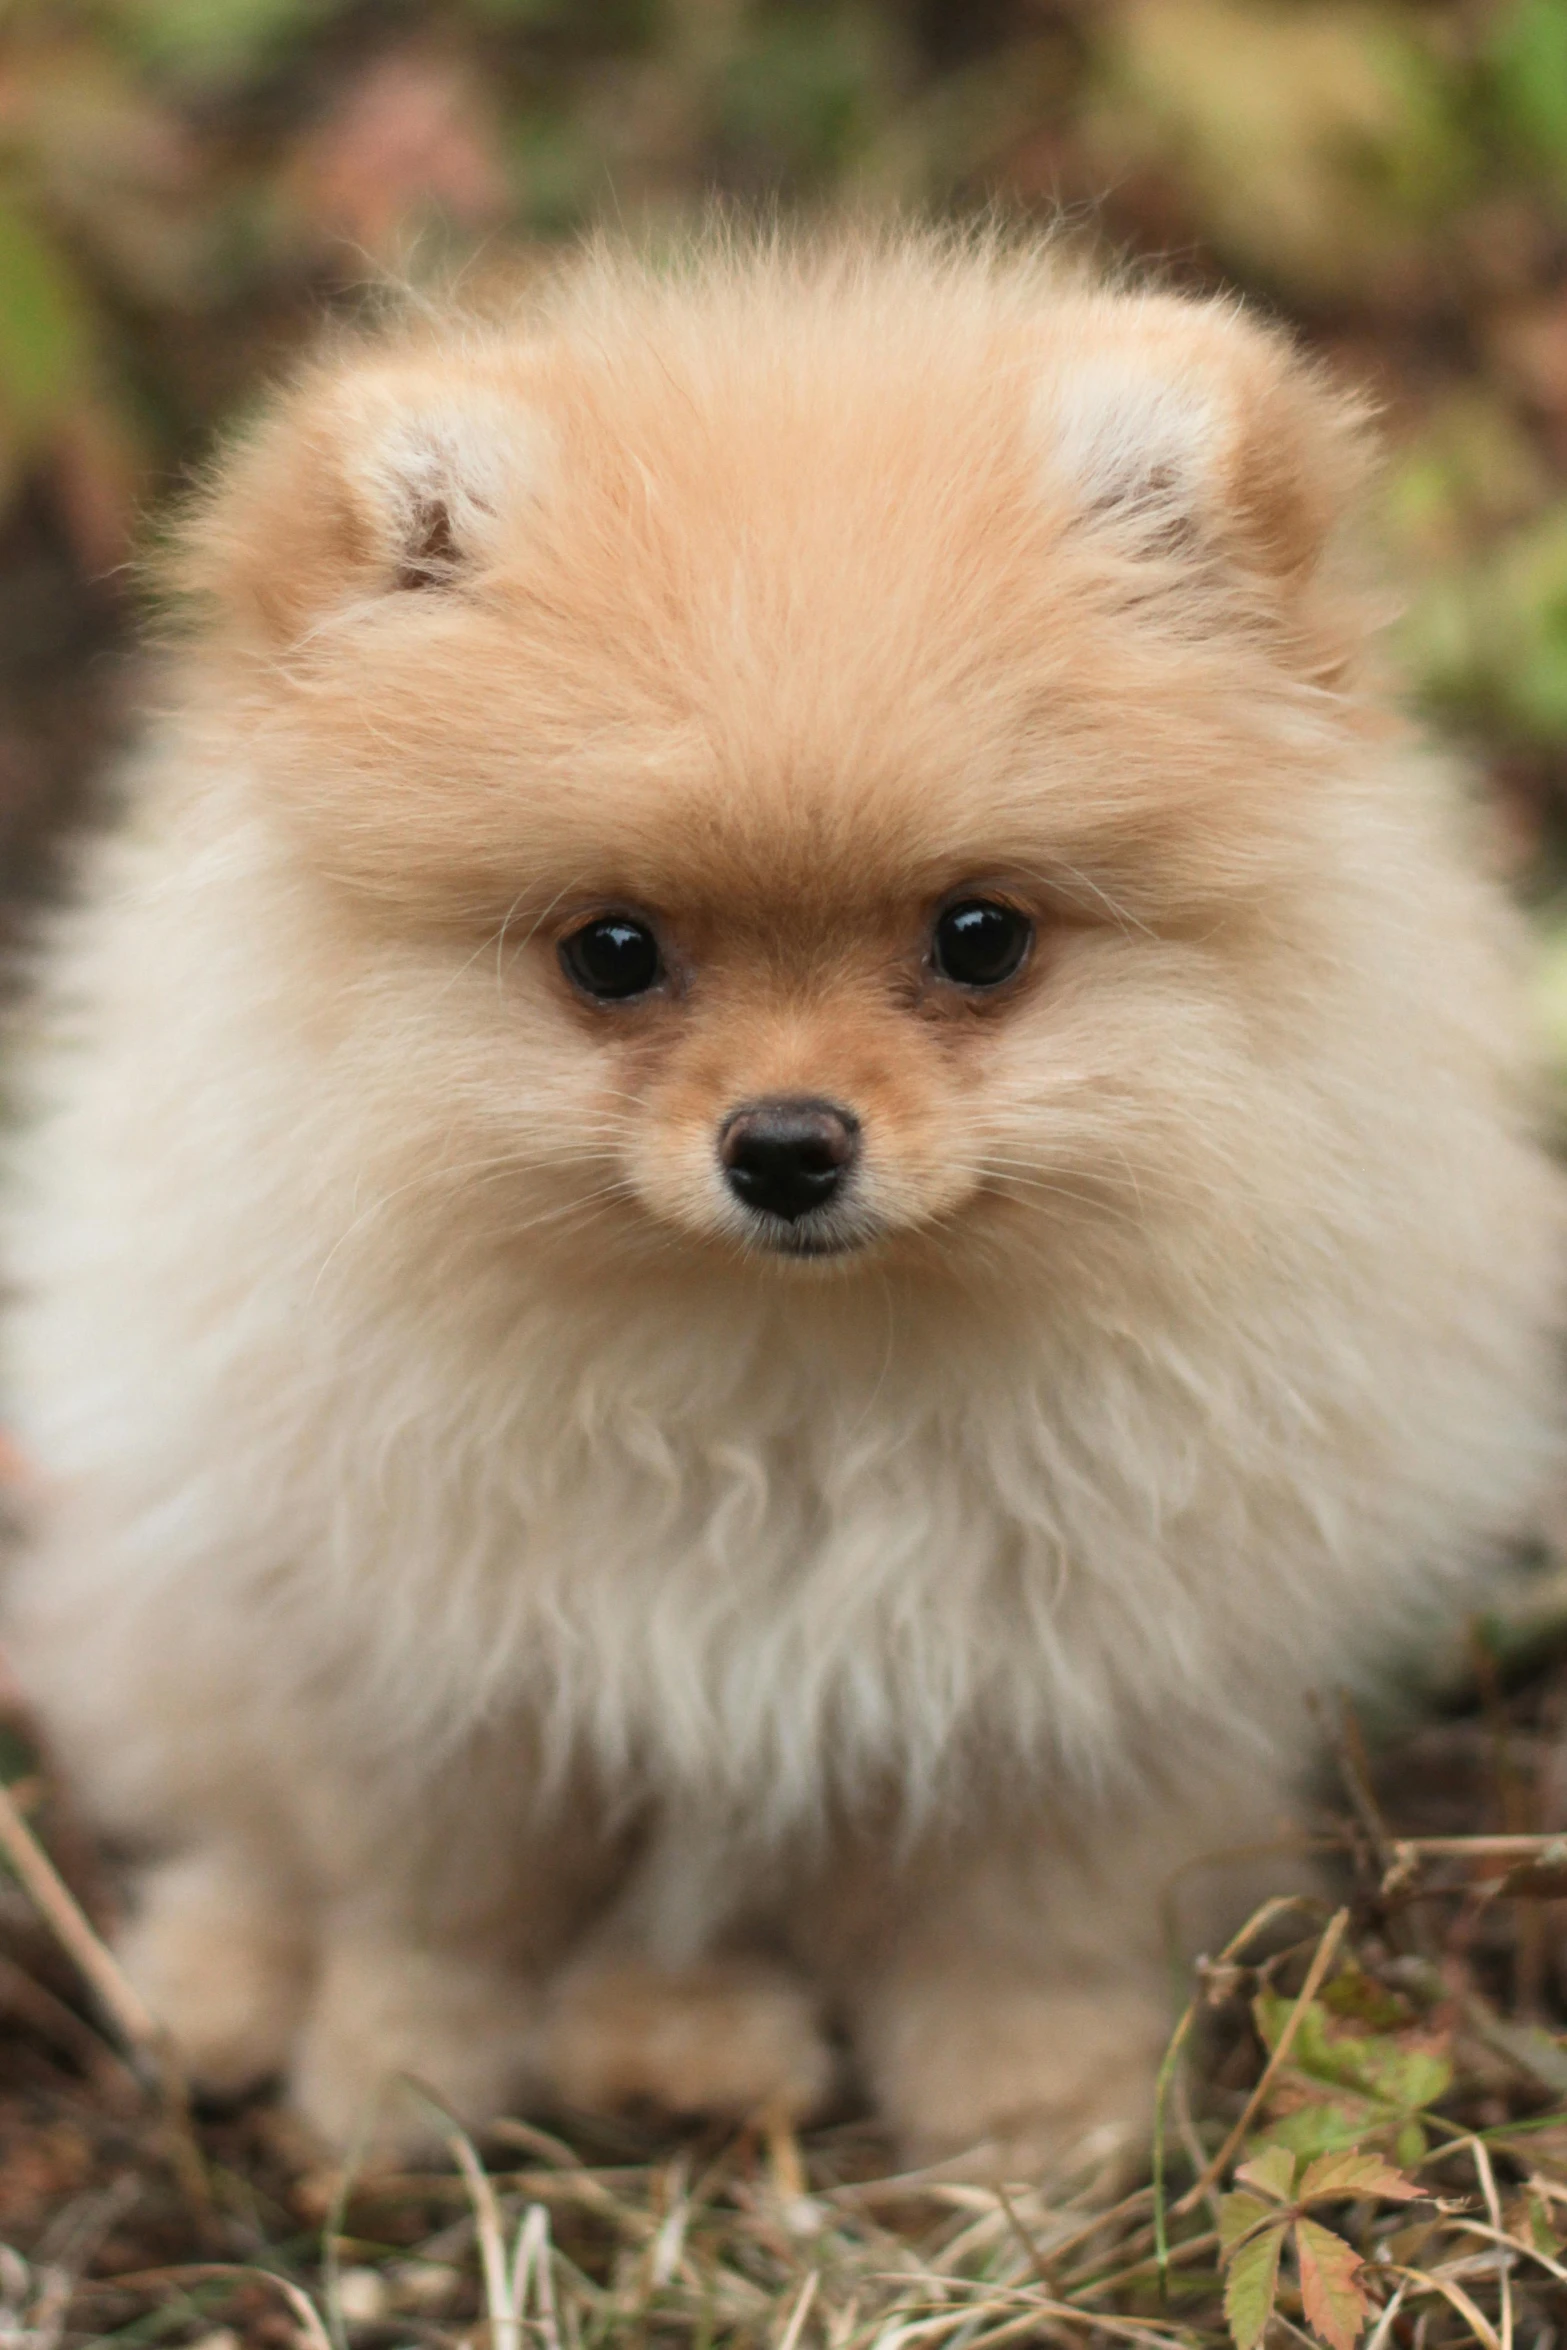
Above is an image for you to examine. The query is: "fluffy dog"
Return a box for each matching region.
[4,228,1560,2171]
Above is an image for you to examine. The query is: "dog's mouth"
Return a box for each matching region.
[740,1210,878,1261]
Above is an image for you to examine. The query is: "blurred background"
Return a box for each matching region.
[2,8,1567,2316]
[3,0,1567,956]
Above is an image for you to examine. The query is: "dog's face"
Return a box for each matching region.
[186,246,1370,1287]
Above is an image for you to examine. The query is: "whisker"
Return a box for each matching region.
[1048,860,1156,939]
[966,1161,1144,1226]
[972,1149,1234,1215]
[310,1156,636,1294]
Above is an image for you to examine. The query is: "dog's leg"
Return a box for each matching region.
[811,1769,1302,2176]
[293,1924,546,2150]
[288,1743,626,2156]
[539,1814,837,2125]
[118,1838,313,2094]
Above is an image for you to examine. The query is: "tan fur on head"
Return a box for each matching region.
[5,224,1559,2171]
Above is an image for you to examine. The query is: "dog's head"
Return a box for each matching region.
[179,238,1375,1292]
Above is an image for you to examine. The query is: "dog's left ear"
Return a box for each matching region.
[1038,295,1370,605]
[171,349,546,644]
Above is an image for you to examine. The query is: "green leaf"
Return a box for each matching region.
[714,10,900,189]
[0,193,91,448]
[1318,1969,1414,2032]
[1489,0,1567,188]
[1224,2215,1286,2350]
[1253,1991,1454,2115]
[1295,2217,1369,2350]
[1235,2146,1297,2203]
[1298,2151,1423,2205]
[105,0,334,82]
[1257,2100,1382,2163]
[1405,503,1567,744]
[1098,0,1468,301]
[1220,2191,1284,2255]
[1527,2192,1561,2257]
[1339,2042,1453,2111]
[507,111,601,237]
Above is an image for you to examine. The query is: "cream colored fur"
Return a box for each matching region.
[3,226,1560,2173]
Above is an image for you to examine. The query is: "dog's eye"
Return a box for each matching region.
[561,914,663,1001]
[932,898,1033,989]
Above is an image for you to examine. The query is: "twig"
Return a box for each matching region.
[510,2203,559,2350]
[70,2264,334,2350]
[1325,1689,1398,1878]
[0,1951,142,2101]
[1363,2280,1408,2350]
[992,2186,1051,2290]
[1471,2138,1512,2350]
[1152,1891,1326,2279]
[776,2268,819,2350]
[1386,2264,1503,2350]
[766,2106,808,2205]
[1172,1905,1350,2214]
[1445,2216,1567,2287]
[1388,1833,1567,1862]
[448,2125,519,2350]
[0,1777,160,2050]
[0,1775,208,2204]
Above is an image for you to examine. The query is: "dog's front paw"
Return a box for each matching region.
[118,1849,311,2096]
[867,1977,1167,2179]
[541,1957,837,2125]
[290,1940,540,2158]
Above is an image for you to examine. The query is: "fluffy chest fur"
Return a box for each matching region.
[268,1276,1534,1822]
[18,1034,1539,1844]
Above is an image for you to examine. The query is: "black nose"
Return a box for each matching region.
[720,1096,860,1223]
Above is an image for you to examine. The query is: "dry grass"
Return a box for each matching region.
[0,1614,1565,2350]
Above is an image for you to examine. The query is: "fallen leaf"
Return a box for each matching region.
[1224,2212,1286,2350]
[1221,2189,1285,2253]
[1298,2151,1424,2204]
[1236,2145,1297,2203]
[1296,2216,1370,2350]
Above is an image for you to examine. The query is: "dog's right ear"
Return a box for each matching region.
[174,351,546,644]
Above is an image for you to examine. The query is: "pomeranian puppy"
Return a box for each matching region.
[4,228,1560,2173]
